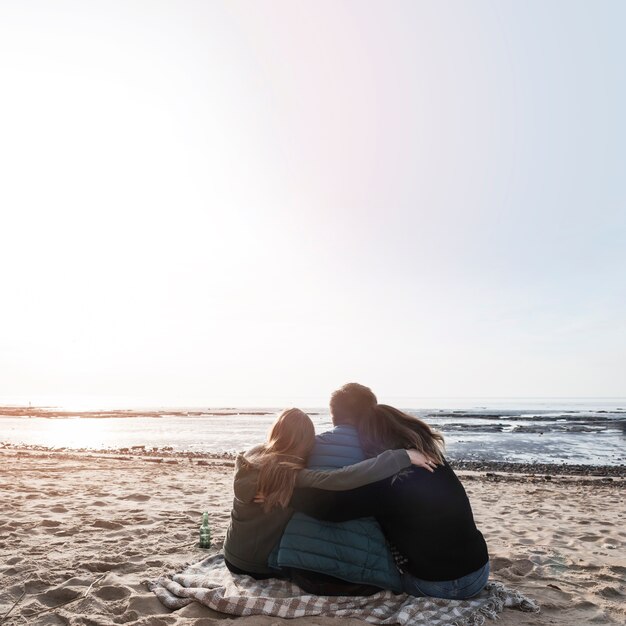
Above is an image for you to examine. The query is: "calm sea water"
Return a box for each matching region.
[1,398,624,466]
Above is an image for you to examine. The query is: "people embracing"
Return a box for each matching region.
[223,383,490,601]
[223,406,439,581]
[273,384,407,595]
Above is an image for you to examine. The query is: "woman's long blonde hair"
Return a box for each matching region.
[359,404,445,464]
[247,408,315,512]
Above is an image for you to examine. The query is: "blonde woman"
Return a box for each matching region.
[223,407,439,579]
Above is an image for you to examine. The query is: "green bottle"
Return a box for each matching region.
[199,511,211,548]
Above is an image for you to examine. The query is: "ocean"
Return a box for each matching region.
[1,398,624,466]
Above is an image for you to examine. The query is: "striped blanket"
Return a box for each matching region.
[149,555,539,626]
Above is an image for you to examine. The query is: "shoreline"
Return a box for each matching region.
[2,442,624,481]
[2,405,624,470]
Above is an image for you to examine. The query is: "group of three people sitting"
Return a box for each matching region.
[222,382,490,600]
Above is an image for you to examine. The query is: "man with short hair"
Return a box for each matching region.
[270,383,403,595]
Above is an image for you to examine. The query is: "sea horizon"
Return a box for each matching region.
[2,395,625,412]
[1,398,624,467]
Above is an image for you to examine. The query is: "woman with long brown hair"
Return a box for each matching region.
[223,407,438,579]
[289,384,490,600]
[359,403,446,463]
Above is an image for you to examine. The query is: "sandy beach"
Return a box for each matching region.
[1,446,624,625]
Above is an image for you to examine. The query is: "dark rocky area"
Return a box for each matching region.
[2,442,624,481]
[449,459,625,478]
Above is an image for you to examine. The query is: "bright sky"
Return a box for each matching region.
[1,1,624,407]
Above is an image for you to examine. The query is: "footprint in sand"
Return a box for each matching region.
[39,585,82,606]
[118,494,151,502]
[489,556,513,571]
[39,520,61,528]
[83,560,124,573]
[50,505,68,513]
[115,609,139,623]
[598,586,623,599]
[92,520,126,530]
[24,578,52,594]
[94,585,132,601]
[510,558,534,576]
[128,594,164,615]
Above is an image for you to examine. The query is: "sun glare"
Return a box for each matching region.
[37,418,114,450]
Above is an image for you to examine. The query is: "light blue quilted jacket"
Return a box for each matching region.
[270,425,402,592]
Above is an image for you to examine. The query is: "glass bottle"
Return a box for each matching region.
[199,511,211,548]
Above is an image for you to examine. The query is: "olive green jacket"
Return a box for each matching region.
[223,448,411,575]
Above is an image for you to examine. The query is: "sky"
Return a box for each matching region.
[0,0,624,407]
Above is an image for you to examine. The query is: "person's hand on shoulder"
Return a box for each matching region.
[406,449,441,472]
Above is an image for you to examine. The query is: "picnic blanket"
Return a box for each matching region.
[149,555,539,626]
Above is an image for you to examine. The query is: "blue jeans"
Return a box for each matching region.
[402,561,490,600]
